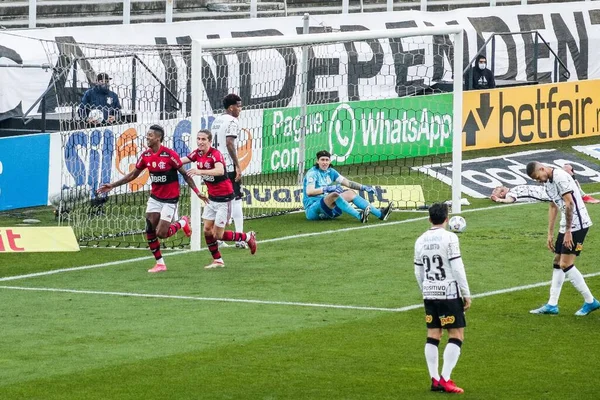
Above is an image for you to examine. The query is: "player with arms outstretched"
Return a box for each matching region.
[97,124,203,273]
[210,93,246,248]
[302,150,393,223]
[414,203,471,394]
[183,129,257,269]
[526,162,600,316]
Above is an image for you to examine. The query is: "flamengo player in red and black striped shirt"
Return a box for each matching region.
[97,124,204,273]
[181,129,257,269]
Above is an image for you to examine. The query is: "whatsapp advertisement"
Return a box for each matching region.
[262,94,454,173]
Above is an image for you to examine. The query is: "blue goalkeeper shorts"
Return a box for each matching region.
[305,198,342,220]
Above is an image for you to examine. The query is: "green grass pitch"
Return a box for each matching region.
[1,198,600,399]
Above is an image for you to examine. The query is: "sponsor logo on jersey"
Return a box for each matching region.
[425,315,433,324]
[576,243,583,251]
[151,175,168,183]
[440,315,456,326]
[152,161,156,168]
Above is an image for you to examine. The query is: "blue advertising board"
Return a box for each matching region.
[0,133,50,211]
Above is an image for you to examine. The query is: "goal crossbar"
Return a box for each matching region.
[190,25,464,250]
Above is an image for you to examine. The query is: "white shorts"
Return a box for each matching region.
[146,197,179,222]
[202,200,232,228]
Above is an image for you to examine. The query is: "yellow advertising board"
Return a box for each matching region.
[210,185,425,209]
[462,80,600,151]
[0,227,80,253]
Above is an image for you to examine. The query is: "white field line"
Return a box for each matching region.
[1,271,599,312]
[2,192,599,284]
[0,202,520,283]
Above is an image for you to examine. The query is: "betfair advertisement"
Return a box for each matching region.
[0,227,80,253]
[463,80,600,151]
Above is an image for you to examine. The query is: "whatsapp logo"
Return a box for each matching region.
[328,103,356,163]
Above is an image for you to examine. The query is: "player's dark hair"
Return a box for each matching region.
[223,93,242,110]
[526,161,538,178]
[314,150,332,168]
[316,150,331,159]
[198,129,212,141]
[149,124,165,142]
[429,203,448,225]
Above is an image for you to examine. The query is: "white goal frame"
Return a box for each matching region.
[190,26,464,250]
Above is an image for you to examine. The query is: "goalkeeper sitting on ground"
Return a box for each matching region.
[302,150,394,223]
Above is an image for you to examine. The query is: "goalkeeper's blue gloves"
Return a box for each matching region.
[361,185,376,194]
[323,185,344,194]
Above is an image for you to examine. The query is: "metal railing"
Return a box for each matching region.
[464,30,571,90]
[22,0,595,28]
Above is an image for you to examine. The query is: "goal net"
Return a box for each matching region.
[41,24,463,248]
[42,41,193,248]
[190,25,464,248]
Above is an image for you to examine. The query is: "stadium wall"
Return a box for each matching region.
[1,1,600,120]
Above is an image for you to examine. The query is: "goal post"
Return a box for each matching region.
[41,23,465,249]
[191,24,465,239]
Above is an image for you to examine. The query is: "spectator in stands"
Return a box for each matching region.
[468,55,495,90]
[79,72,121,124]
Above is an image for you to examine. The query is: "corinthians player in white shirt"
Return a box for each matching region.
[526,161,600,316]
[211,93,247,249]
[414,203,471,394]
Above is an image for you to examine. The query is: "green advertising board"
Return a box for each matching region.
[262,93,454,174]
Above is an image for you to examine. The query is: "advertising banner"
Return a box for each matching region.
[2,2,600,120]
[262,94,453,173]
[462,80,600,151]
[49,109,264,202]
[0,134,50,211]
[573,143,600,161]
[235,184,424,209]
[0,227,79,252]
[415,148,600,198]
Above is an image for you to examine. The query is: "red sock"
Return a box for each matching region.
[166,221,182,238]
[147,230,162,261]
[204,233,221,260]
[221,231,248,242]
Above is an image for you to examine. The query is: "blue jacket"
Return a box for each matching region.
[79,85,121,120]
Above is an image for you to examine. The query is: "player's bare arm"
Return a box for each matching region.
[562,192,575,249]
[180,156,191,165]
[178,166,207,203]
[187,161,225,177]
[340,178,377,194]
[547,202,558,251]
[97,168,143,193]
[226,136,242,181]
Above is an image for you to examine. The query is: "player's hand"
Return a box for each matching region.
[198,194,209,204]
[463,297,471,311]
[361,185,376,194]
[490,194,499,202]
[235,169,242,182]
[547,233,555,252]
[563,230,574,250]
[323,185,343,194]
[186,169,200,177]
[97,183,113,194]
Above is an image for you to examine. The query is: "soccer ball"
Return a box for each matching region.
[448,216,467,233]
[88,109,104,123]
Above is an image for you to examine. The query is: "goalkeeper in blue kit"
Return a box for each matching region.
[302,150,394,223]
